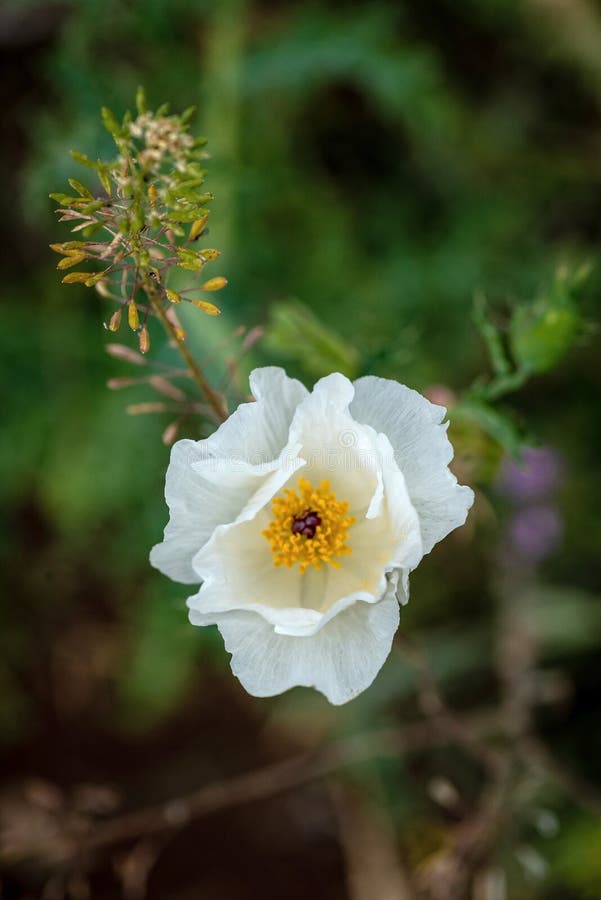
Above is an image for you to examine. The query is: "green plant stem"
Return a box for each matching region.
[142,274,228,422]
[482,369,528,400]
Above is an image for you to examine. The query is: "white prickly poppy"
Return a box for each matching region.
[151,368,474,704]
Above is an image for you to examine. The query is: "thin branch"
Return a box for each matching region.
[142,274,228,423]
[79,721,497,855]
[331,781,416,900]
[417,757,516,900]
[394,635,503,776]
[519,736,601,818]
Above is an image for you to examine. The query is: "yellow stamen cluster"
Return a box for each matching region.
[263,477,355,573]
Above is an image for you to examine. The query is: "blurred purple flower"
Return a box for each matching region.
[497,447,562,502]
[508,504,562,562]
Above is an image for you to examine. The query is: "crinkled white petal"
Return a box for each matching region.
[201,366,308,465]
[372,431,423,570]
[150,441,277,583]
[150,447,301,585]
[286,373,381,517]
[351,376,474,554]
[397,567,410,605]
[191,582,401,705]
[150,368,307,583]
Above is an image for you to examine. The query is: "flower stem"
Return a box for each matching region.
[142,273,228,423]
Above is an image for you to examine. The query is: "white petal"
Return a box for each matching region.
[372,431,423,570]
[351,376,474,554]
[396,567,410,605]
[287,371,384,521]
[151,368,308,584]
[202,366,308,464]
[192,591,400,705]
[150,440,283,584]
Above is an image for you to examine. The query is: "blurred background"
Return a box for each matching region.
[1,0,600,897]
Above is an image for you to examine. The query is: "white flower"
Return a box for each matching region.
[151,368,474,704]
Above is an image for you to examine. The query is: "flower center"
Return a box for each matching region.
[263,477,356,573]
[291,509,322,538]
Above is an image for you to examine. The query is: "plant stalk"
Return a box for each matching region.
[143,274,228,423]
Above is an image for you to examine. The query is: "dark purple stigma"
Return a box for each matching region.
[291,509,322,539]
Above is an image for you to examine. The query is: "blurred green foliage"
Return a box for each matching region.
[1,0,600,897]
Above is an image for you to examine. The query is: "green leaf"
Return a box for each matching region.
[510,302,580,374]
[101,106,124,140]
[84,273,106,287]
[178,180,209,193]
[510,270,583,374]
[97,164,112,197]
[61,271,95,284]
[70,150,98,170]
[49,192,88,207]
[453,397,525,457]
[175,247,210,270]
[264,300,361,380]
[81,200,106,215]
[135,85,147,116]
[52,240,86,251]
[81,222,104,239]
[168,206,211,224]
[473,290,511,376]
[68,178,94,200]
[180,105,196,124]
